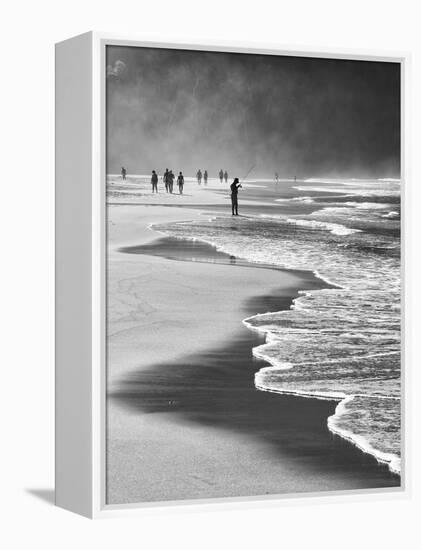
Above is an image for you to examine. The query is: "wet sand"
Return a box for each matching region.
[106,209,399,505]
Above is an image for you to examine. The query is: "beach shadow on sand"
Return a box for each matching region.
[110,243,400,491]
[110,325,399,490]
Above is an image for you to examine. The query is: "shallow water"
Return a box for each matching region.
[154,178,401,474]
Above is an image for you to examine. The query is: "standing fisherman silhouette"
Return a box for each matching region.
[151,170,158,193]
[168,170,175,193]
[224,170,228,183]
[275,172,279,183]
[203,170,208,185]
[196,169,202,185]
[177,172,184,194]
[163,168,169,193]
[121,167,127,180]
[219,169,224,183]
[230,178,242,216]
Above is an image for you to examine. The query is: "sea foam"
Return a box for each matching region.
[154,178,401,475]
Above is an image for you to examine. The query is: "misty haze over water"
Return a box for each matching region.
[106,46,400,179]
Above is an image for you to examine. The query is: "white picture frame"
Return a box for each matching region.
[55,31,410,518]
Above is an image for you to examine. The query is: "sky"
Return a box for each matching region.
[106,46,400,179]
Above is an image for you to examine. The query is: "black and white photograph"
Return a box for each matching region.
[105,45,402,505]
[5,0,421,544]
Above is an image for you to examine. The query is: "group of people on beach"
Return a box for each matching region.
[219,169,229,183]
[196,169,207,184]
[150,168,233,195]
[195,169,229,184]
[120,166,242,215]
[158,169,185,194]
[154,169,242,215]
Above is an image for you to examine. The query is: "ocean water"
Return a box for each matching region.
[154,178,401,474]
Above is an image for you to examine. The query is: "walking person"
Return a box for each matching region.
[275,172,279,184]
[224,170,228,183]
[121,166,127,180]
[168,170,175,193]
[151,170,158,193]
[203,170,208,185]
[177,171,184,194]
[163,168,169,192]
[219,169,224,183]
[196,169,202,185]
[230,177,242,216]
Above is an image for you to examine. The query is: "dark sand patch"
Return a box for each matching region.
[108,237,399,503]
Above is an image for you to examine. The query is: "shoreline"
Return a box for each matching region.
[243,300,401,476]
[107,208,399,504]
[144,205,400,476]
[106,171,400,503]
[124,230,401,477]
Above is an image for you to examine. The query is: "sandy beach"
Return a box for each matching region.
[106,177,399,505]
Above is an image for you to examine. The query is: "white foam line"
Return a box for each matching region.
[148,212,221,240]
[293,185,351,194]
[253,377,400,474]
[248,321,401,474]
[286,217,361,236]
[148,216,400,475]
[328,397,401,474]
[243,280,400,474]
[255,381,343,401]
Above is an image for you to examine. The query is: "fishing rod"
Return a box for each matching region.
[239,164,256,186]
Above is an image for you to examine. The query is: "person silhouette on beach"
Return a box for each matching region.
[196,169,202,185]
[121,166,127,180]
[151,170,158,193]
[230,178,242,216]
[203,170,208,185]
[224,170,228,183]
[275,172,279,183]
[163,168,169,192]
[177,172,184,194]
[219,169,224,183]
[168,170,175,193]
